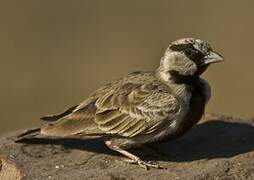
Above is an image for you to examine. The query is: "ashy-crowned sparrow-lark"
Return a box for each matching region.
[17,38,224,169]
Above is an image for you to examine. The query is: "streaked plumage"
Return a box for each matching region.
[16,38,224,169]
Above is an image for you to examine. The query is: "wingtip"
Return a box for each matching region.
[40,115,57,121]
[15,128,41,142]
[40,105,78,122]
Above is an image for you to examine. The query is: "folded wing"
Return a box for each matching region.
[94,82,180,137]
[41,73,180,138]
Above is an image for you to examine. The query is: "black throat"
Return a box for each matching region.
[168,65,208,85]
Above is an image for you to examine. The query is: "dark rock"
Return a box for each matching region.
[0,114,254,180]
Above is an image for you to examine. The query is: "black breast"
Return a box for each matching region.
[155,78,206,143]
[175,78,207,139]
[181,79,206,132]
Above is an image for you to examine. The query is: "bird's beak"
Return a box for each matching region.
[203,51,224,65]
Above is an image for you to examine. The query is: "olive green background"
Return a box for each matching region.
[1,0,253,133]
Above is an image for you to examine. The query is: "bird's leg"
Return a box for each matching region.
[105,141,163,170]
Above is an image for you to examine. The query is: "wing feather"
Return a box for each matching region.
[94,81,180,137]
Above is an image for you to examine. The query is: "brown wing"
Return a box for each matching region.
[40,100,103,136]
[94,82,180,137]
[40,72,179,138]
[40,78,120,137]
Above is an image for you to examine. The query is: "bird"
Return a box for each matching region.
[16,38,224,170]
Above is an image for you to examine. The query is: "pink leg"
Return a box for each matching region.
[105,141,163,170]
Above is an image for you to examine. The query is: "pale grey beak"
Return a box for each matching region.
[203,51,224,65]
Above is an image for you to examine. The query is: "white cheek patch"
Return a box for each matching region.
[162,52,177,67]
[160,72,170,82]
[161,52,198,78]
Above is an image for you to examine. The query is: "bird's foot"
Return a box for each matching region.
[105,141,165,170]
[123,158,164,170]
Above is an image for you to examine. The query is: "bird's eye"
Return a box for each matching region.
[184,48,196,57]
[184,48,205,64]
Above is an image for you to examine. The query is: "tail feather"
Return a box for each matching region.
[15,127,41,142]
[40,105,78,122]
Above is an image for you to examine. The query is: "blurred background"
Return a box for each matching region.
[0,0,253,134]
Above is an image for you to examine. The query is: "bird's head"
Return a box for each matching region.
[158,38,224,82]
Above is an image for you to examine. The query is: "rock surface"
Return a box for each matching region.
[0,114,254,180]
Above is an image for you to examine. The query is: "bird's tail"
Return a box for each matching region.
[15,105,79,141]
[15,127,41,142]
[40,105,78,122]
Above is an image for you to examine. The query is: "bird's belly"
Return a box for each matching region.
[145,93,206,144]
[148,108,189,143]
[152,94,206,143]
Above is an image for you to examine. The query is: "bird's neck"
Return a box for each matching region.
[155,67,199,85]
[155,67,171,83]
[155,68,193,106]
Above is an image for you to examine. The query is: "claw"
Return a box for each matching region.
[123,158,164,170]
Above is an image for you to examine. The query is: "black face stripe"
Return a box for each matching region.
[169,43,195,52]
[169,43,206,66]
